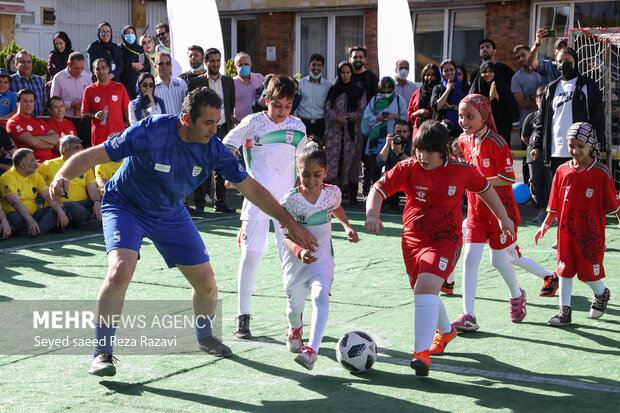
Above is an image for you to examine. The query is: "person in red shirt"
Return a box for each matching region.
[46,96,77,138]
[453,94,557,333]
[6,89,60,163]
[365,120,514,377]
[81,58,129,146]
[536,122,619,326]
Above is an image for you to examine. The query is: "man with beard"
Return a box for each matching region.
[179,45,207,86]
[470,39,514,87]
[154,23,172,54]
[188,47,237,215]
[295,53,331,145]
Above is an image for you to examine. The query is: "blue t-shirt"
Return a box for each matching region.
[0,91,17,117]
[536,59,560,86]
[103,114,248,215]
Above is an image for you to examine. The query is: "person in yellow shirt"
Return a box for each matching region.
[0,148,68,237]
[95,159,123,193]
[38,135,101,230]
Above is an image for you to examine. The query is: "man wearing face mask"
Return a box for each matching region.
[179,46,206,87]
[531,47,605,174]
[295,54,331,145]
[233,52,264,123]
[394,59,417,105]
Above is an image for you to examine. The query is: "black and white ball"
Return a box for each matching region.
[336,331,377,373]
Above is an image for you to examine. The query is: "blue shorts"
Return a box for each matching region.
[102,200,209,268]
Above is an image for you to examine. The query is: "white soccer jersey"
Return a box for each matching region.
[223,112,307,220]
[280,184,341,290]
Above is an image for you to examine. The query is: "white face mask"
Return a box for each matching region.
[397,69,409,80]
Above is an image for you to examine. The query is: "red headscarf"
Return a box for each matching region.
[460,94,498,134]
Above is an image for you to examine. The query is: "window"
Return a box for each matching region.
[219,16,258,66]
[414,12,444,81]
[451,10,485,81]
[296,12,364,80]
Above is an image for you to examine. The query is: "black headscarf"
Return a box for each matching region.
[50,31,73,62]
[120,25,142,54]
[469,61,513,101]
[419,64,440,111]
[326,61,365,112]
[96,22,114,51]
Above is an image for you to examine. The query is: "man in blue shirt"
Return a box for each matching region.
[0,68,17,121]
[9,51,46,117]
[50,87,317,377]
[526,29,567,86]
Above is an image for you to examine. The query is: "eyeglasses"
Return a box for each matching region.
[99,30,111,35]
[157,61,172,66]
[156,32,168,38]
[141,83,155,88]
[143,40,153,45]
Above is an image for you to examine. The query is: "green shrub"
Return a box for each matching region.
[0,40,49,81]
[225,57,237,78]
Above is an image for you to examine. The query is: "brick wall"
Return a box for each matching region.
[364,8,379,74]
[485,0,531,72]
[256,12,295,76]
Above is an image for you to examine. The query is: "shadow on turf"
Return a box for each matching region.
[0,255,80,288]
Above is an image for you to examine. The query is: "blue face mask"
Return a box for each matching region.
[124,33,136,44]
[191,64,204,73]
[309,71,321,80]
[238,65,250,77]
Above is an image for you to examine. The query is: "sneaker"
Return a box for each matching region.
[551,242,558,249]
[539,273,559,297]
[548,305,572,327]
[286,325,303,353]
[214,203,236,213]
[198,336,233,358]
[430,325,457,355]
[294,346,317,370]
[88,352,118,377]
[453,313,479,332]
[590,288,610,319]
[234,314,252,339]
[509,288,527,323]
[440,281,454,295]
[190,208,205,217]
[531,211,546,223]
[204,194,212,203]
[410,350,431,376]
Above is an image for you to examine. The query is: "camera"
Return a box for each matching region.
[392,134,403,145]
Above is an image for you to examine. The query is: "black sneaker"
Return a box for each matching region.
[191,208,205,217]
[590,288,610,319]
[548,305,572,327]
[198,336,233,358]
[539,273,559,297]
[213,203,236,213]
[88,352,118,376]
[234,314,252,339]
[440,281,454,295]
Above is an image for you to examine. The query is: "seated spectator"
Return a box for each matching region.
[95,159,124,193]
[119,25,149,100]
[6,89,60,163]
[46,96,77,138]
[362,76,407,189]
[10,51,46,117]
[37,135,101,230]
[47,31,74,81]
[407,64,440,138]
[0,124,16,175]
[153,51,186,115]
[128,73,165,125]
[0,148,68,237]
[0,207,10,240]
[5,53,17,75]
[87,22,123,82]
[139,35,158,78]
[431,59,466,136]
[0,68,17,123]
[376,120,411,212]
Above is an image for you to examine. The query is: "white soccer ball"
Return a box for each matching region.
[336,331,377,373]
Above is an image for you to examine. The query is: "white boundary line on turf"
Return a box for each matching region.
[380,356,620,393]
[0,215,239,255]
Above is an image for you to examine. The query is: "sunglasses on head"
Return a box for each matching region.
[141,83,155,88]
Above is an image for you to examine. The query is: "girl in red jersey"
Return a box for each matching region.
[365,120,514,376]
[535,122,619,326]
[453,94,557,332]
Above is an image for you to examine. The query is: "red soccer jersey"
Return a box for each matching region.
[47,117,76,138]
[81,81,129,146]
[6,113,56,162]
[548,160,620,265]
[373,157,490,245]
[458,129,520,226]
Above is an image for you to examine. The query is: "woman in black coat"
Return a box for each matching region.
[86,22,123,82]
[47,31,74,80]
[119,25,150,100]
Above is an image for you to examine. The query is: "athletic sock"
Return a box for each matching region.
[585,280,606,297]
[447,271,455,284]
[559,276,573,307]
[437,298,452,334]
[490,248,521,298]
[94,323,116,356]
[237,249,264,315]
[286,290,306,330]
[194,315,213,339]
[513,255,553,279]
[308,285,330,351]
[462,242,484,316]
[414,294,440,353]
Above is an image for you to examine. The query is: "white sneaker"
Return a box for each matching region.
[551,242,558,249]
[531,211,546,223]
[294,346,317,370]
[286,325,303,353]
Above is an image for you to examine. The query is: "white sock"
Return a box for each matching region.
[462,243,484,317]
[490,248,521,298]
[237,249,264,315]
[308,284,330,351]
[513,255,553,279]
[447,271,455,283]
[585,280,606,296]
[559,276,573,307]
[414,294,439,353]
[286,284,308,329]
[437,298,452,334]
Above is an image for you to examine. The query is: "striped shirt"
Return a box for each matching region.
[154,76,187,115]
[10,72,46,117]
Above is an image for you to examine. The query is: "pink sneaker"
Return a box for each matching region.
[509,288,527,323]
[286,325,303,353]
[295,346,317,370]
[453,313,479,332]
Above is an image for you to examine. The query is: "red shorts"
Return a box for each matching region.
[402,239,461,289]
[557,233,606,282]
[466,221,518,250]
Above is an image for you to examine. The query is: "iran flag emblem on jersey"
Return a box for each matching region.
[286,131,294,143]
[482,159,490,168]
[586,188,594,198]
[192,165,202,176]
[438,257,448,271]
[448,186,456,196]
